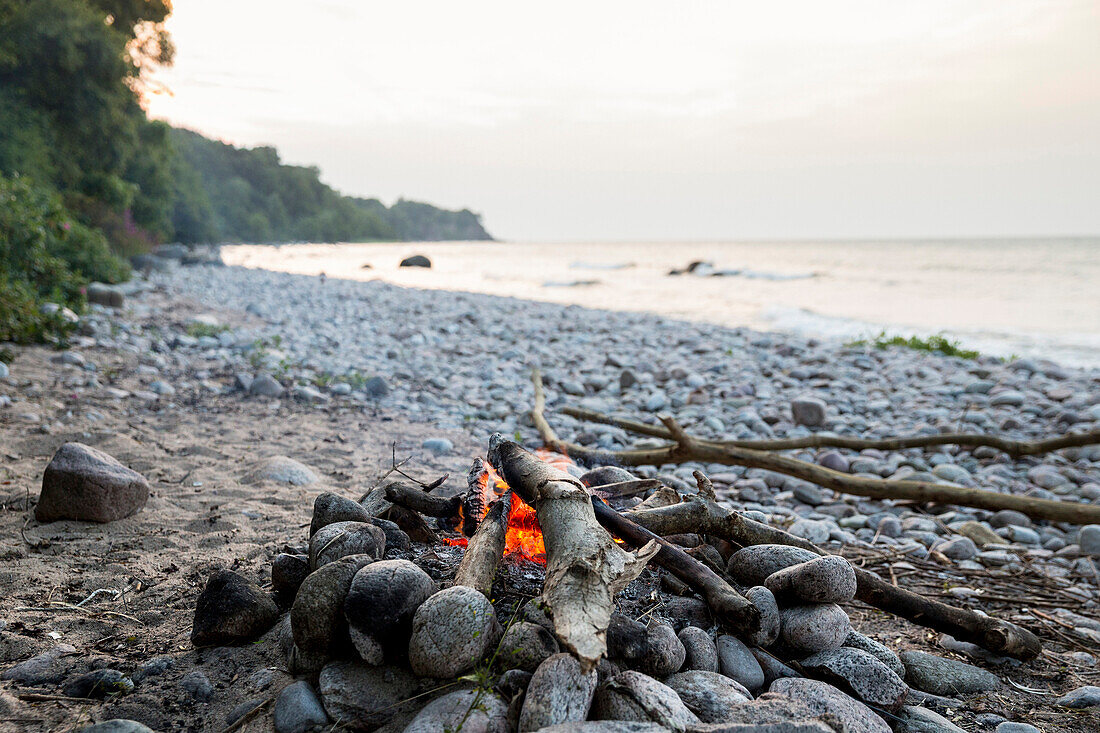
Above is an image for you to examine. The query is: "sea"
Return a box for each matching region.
[221,238,1100,369]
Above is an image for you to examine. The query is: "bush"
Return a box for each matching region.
[0,173,130,343]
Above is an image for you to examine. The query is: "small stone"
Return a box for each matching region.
[899,650,1000,696]
[421,437,454,455]
[728,544,819,586]
[895,705,967,732]
[800,647,908,711]
[309,521,386,569]
[818,451,849,472]
[716,634,765,692]
[249,373,284,397]
[309,492,371,536]
[291,555,376,671]
[994,723,1042,733]
[1055,685,1100,708]
[79,721,155,733]
[745,586,781,647]
[677,626,719,672]
[580,466,637,488]
[936,537,978,560]
[408,586,502,678]
[789,519,832,544]
[363,376,389,397]
[518,653,599,732]
[317,661,423,729]
[954,521,1002,547]
[1,644,77,685]
[752,648,801,685]
[497,621,560,672]
[191,569,278,646]
[1078,525,1100,556]
[765,555,857,604]
[990,390,1025,407]
[181,669,214,701]
[242,455,318,485]
[989,509,1031,529]
[791,397,827,427]
[400,255,431,268]
[36,443,149,523]
[843,631,904,679]
[591,671,700,730]
[770,677,890,733]
[62,669,133,699]
[343,559,435,656]
[664,670,751,722]
[272,553,310,604]
[607,615,685,677]
[404,688,510,733]
[780,604,851,654]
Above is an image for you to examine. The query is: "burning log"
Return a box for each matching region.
[383,482,461,518]
[462,458,494,536]
[589,496,761,637]
[487,435,657,671]
[627,496,1043,660]
[453,490,513,598]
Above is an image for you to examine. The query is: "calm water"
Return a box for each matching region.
[222,238,1100,368]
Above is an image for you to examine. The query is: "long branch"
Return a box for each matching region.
[561,406,1100,458]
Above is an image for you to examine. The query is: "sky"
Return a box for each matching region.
[147,1,1100,242]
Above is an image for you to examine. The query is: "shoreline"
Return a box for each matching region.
[0,263,1097,730]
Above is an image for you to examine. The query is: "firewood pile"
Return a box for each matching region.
[189,417,1081,732]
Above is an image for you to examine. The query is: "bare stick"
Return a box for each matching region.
[487,435,657,671]
[454,491,513,598]
[383,482,461,518]
[627,497,1043,660]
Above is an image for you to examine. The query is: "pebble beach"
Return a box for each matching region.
[2,254,1099,731]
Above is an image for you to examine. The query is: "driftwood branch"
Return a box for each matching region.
[383,482,460,518]
[487,435,657,671]
[561,405,1100,458]
[525,375,1100,525]
[454,491,512,598]
[628,497,1043,660]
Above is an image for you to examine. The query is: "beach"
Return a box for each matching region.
[0,258,1098,731]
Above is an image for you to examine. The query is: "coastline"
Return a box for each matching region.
[0,263,1098,730]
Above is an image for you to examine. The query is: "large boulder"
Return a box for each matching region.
[36,443,149,523]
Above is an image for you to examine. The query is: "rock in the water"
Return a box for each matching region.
[779,604,851,654]
[716,634,765,692]
[191,569,278,646]
[62,669,134,698]
[1055,685,1100,708]
[899,650,1000,696]
[318,661,422,729]
[800,648,908,711]
[310,492,371,536]
[274,680,329,733]
[607,615,686,677]
[677,626,719,672]
[291,554,376,671]
[728,545,819,586]
[242,455,317,485]
[770,677,891,733]
[498,621,560,672]
[403,689,510,733]
[518,653,599,732]
[842,631,905,679]
[408,585,501,678]
[591,671,700,731]
[765,555,857,604]
[36,443,149,523]
[400,255,432,268]
[745,586,781,647]
[664,670,752,722]
[791,397,827,427]
[309,521,386,569]
[343,559,435,656]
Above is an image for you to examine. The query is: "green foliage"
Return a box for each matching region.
[0,173,129,342]
[185,322,230,338]
[355,197,493,241]
[848,331,980,360]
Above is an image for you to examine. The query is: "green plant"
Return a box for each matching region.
[848,331,979,360]
[185,321,229,338]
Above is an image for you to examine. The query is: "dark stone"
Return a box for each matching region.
[1,644,77,684]
[899,650,1001,696]
[318,661,423,729]
[591,671,700,729]
[664,670,752,722]
[180,669,214,701]
[727,545,819,586]
[291,554,375,671]
[607,614,686,677]
[518,653,599,732]
[497,621,560,673]
[273,680,329,733]
[308,521,386,569]
[310,492,370,536]
[191,569,279,646]
[677,626,719,672]
[272,553,310,605]
[36,443,149,523]
[62,669,133,699]
[343,559,435,654]
[399,255,432,268]
[800,648,908,711]
[580,466,637,488]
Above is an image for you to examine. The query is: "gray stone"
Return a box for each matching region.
[752,648,801,686]
[318,661,423,729]
[408,585,501,678]
[716,634,765,692]
[990,390,1025,407]
[745,586,781,647]
[770,677,890,733]
[678,626,719,672]
[1055,685,1100,708]
[62,669,133,698]
[533,724,668,733]
[800,648,908,711]
[765,555,857,604]
[789,519,832,544]
[242,455,318,485]
[249,373,284,397]
[87,282,125,308]
[274,680,329,733]
[935,537,978,561]
[403,689,510,733]
[421,437,454,455]
[842,631,904,679]
[309,492,371,537]
[779,604,851,655]
[591,671,700,731]
[664,669,752,722]
[79,722,155,733]
[818,451,849,472]
[607,615,685,677]
[994,723,1041,733]
[36,443,149,523]
[343,559,435,655]
[989,510,1031,529]
[308,521,386,569]
[518,653,599,732]
[791,397,827,427]
[291,554,376,671]
[498,621,560,673]
[191,569,279,646]
[728,545,819,586]
[899,650,1000,696]
[181,669,213,701]
[1,644,77,685]
[1078,525,1100,556]
[892,705,967,732]
[363,376,389,397]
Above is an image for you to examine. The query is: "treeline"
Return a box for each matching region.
[170,128,492,244]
